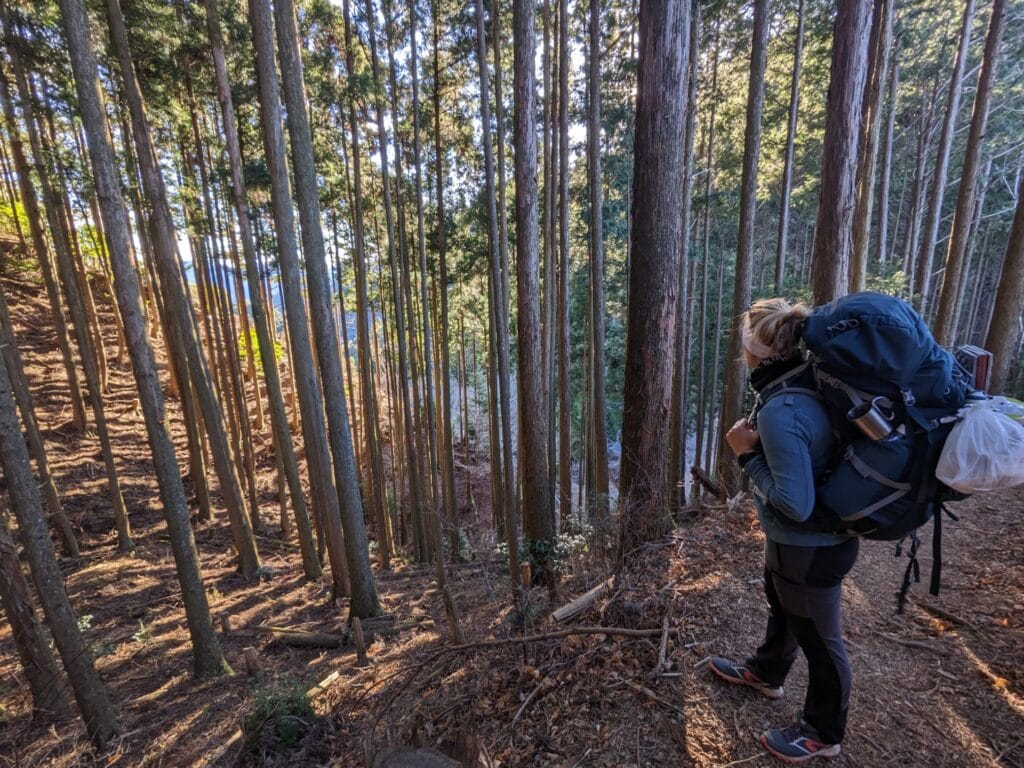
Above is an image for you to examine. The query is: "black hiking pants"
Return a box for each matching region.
[747,538,860,744]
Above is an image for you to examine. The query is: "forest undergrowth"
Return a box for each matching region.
[0,272,1021,768]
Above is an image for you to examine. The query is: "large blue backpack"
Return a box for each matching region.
[759,293,972,606]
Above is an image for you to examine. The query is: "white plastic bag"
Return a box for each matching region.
[936,398,1024,493]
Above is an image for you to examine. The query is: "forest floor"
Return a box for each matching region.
[0,268,1022,768]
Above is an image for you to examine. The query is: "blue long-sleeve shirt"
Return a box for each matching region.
[741,390,850,546]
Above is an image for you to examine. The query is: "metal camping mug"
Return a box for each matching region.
[847,398,895,441]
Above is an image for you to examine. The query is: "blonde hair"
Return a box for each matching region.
[741,298,811,360]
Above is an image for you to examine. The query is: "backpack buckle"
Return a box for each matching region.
[901,388,916,407]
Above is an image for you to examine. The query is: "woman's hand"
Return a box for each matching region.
[726,418,760,456]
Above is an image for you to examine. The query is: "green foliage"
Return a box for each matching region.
[245,675,315,753]
[238,327,282,374]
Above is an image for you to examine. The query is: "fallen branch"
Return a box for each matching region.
[690,466,723,499]
[879,632,951,657]
[552,577,613,623]
[914,599,982,633]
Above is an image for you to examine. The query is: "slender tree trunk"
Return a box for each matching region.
[934,0,1006,345]
[557,0,571,527]
[105,0,262,575]
[618,0,690,555]
[811,0,872,304]
[272,0,380,618]
[409,0,463,637]
[8,40,132,554]
[431,3,459,560]
[0,291,79,556]
[850,0,893,291]
[514,0,554,584]
[717,0,767,496]
[0,508,69,720]
[877,61,898,267]
[669,0,699,512]
[914,0,975,313]
[366,0,424,564]
[986,172,1024,392]
[775,0,805,293]
[0,71,86,433]
[203,0,320,579]
[341,0,392,569]
[491,0,516,546]
[0,293,117,751]
[476,0,520,594]
[587,0,609,521]
[249,0,349,596]
[692,19,719,501]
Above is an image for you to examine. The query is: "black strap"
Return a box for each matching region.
[930,503,943,597]
[896,531,921,614]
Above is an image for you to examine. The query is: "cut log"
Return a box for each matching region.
[256,621,433,650]
[241,646,261,676]
[552,577,613,623]
[306,670,341,699]
[353,616,368,666]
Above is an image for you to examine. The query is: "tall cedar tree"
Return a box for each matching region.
[272,0,381,618]
[0,280,117,747]
[249,0,351,598]
[618,0,690,556]
[914,0,975,313]
[103,0,262,579]
[811,0,871,304]
[474,0,521,595]
[716,0,767,498]
[934,0,1006,344]
[985,172,1024,392]
[62,0,233,675]
[587,0,608,519]
[513,0,554,579]
[202,0,321,579]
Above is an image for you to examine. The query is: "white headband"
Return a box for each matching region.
[741,318,774,359]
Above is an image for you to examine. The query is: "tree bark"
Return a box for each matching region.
[104,0,262,576]
[203,0,320,579]
[514,0,554,582]
[775,0,805,293]
[914,0,975,314]
[934,0,1006,345]
[876,60,898,267]
[249,0,350,598]
[985,171,1024,392]
[618,0,690,555]
[557,0,571,527]
[0,309,117,748]
[587,0,609,521]
[716,0,767,497]
[669,0,700,512]
[272,0,380,618]
[811,0,872,304]
[475,0,520,594]
[850,0,893,292]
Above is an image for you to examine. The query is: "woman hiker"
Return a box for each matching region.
[708,297,860,764]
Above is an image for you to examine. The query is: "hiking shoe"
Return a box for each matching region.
[760,721,842,763]
[708,657,784,700]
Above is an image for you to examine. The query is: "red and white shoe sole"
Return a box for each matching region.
[759,734,842,764]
